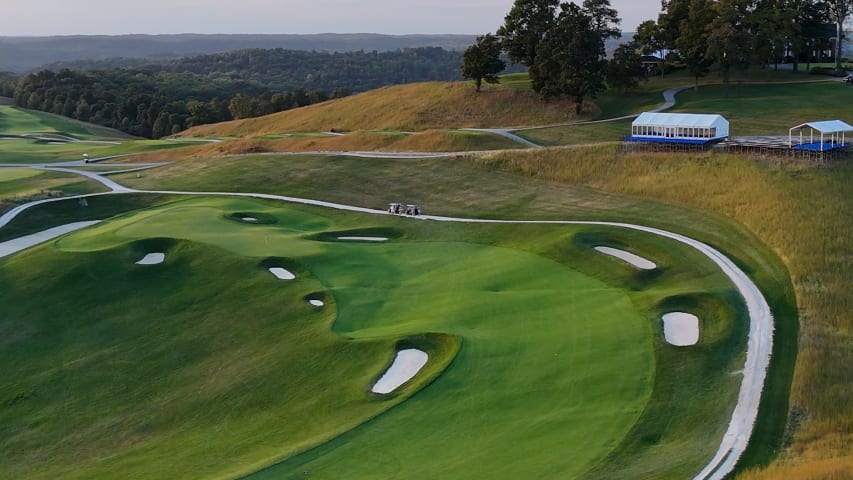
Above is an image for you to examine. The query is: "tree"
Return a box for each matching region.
[582,0,621,39]
[607,42,647,92]
[706,0,753,84]
[827,0,853,70]
[634,19,667,76]
[496,0,560,66]
[461,34,507,92]
[530,2,607,112]
[228,93,253,119]
[677,0,716,87]
[751,0,790,69]
[658,0,692,51]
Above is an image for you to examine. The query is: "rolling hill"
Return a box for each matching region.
[179,81,584,137]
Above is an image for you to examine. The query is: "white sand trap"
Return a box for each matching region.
[662,312,700,346]
[241,217,258,222]
[594,246,657,270]
[337,236,388,242]
[309,299,324,307]
[136,252,165,265]
[269,267,295,280]
[371,349,429,394]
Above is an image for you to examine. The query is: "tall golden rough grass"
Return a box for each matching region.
[122,130,520,163]
[475,146,853,479]
[178,82,589,138]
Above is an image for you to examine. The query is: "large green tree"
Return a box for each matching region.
[658,0,692,50]
[461,34,507,92]
[583,0,622,39]
[676,0,717,86]
[634,19,667,76]
[827,0,853,70]
[530,2,608,112]
[706,0,753,84]
[497,0,560,66]
[607,42,647,91]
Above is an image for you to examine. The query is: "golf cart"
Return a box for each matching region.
[387,203,422,216]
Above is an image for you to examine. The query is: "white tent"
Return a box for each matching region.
[789,120,853,151]
[631,112,729,141]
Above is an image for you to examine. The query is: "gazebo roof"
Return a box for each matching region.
[633,112,726,128]
[790,120,853,134]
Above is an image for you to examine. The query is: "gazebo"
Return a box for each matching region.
[788,120,853,152]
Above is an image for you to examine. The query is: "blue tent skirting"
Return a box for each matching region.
[791,142,852,152]
[623,136,715,145]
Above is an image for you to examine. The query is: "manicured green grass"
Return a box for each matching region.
[106,150,798,476]
[516,119,632,146]
[2,196,713,479]
[0,167,109,215]
[671,82,853,135]
[514,80,852,146]
[0,105,132,139]
[0,137,204,164]
[0,168,43,182]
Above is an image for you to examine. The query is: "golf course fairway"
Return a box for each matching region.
[0,196,748,479]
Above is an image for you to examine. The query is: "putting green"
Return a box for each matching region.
[2,196,685,479]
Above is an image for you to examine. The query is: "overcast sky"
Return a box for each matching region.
[2,0,662,36]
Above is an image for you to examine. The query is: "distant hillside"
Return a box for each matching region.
[180,81,585,137]
[38,48,466,93]
[0,34,477,72]
[4,48,476,138]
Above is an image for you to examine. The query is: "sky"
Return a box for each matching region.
[1,0,662,36]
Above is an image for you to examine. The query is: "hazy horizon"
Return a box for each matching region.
[2,0,660,36]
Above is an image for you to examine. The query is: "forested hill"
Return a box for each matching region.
[0,47,469,139]
[0,33,476,73]
[38,48,466,93]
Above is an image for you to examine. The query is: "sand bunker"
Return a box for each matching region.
[309,299,324,307]
[269,267,296,280]
[371,349,429,394]
[662,312,700,346]
[594,246,657,270]
[241,217,258,222]
[136,253,165,265]
[337,236,388,242]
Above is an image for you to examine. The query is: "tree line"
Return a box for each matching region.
[462,0,851,109]
[0,47,466,138]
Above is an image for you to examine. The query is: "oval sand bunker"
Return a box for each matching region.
[309,299,324,307]
[662,312,700,346]
[337,236,388,242]
[136,253,165,265]
[371,349,429,394]
[269,267,296,280]
[594,246,656,270]
[241,217,258,222]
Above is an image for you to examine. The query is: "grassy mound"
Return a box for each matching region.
[178,82,584,138]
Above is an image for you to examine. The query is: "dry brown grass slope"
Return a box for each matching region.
[124,130,522,163]
[178,82,587,137]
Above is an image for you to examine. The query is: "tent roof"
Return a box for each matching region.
[790,120,853,134]
[633,112,727,128]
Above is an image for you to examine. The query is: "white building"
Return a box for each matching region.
[630,112,730,142]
